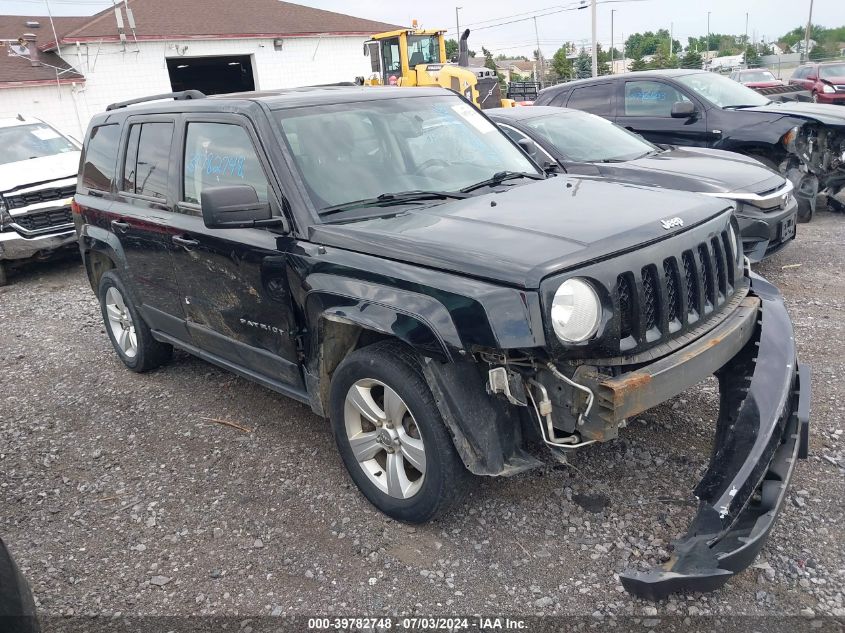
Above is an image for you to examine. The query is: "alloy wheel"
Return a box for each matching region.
[105,286,138,358]
[343,378,426,499]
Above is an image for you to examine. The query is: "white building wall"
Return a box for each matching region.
[0,82,88,140]
[0,35,373,138]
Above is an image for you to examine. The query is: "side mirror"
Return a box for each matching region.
[517,137,538,158]
[670,101,696,118]
[200,185,280,229]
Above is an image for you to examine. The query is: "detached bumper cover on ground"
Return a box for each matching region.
[619,273,810,600]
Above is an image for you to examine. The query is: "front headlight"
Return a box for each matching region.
[781,125,800,151]
[551,278,601,343]
[822,85,835,94]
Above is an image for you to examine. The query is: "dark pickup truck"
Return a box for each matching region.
[74,86,809,600]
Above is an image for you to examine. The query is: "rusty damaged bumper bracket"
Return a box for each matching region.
[618,274,811,600]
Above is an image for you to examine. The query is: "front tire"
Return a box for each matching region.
[329,341,470,523]
[98,270,172,372]
[0,261,7,287]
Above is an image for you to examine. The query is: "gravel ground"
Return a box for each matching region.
[1,208,843,624]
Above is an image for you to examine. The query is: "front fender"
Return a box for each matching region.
[304,272,460,362]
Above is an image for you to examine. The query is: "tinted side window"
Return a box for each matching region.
[567,83,614,116]
[81,124,120,192]
[183,122,270,205]
[121,124,140,192]
[792,67,807,79]
[135,123,172,199]
[499,125,529,144]
[550,90,571,107]
[624,80,690,117]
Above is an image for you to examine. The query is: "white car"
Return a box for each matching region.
[0,116,81,285]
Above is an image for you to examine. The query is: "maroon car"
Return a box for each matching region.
[729,68,783,89]
[789,62,845,104]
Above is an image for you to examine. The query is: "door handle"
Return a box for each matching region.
[111,219,130,232]
[172,235,200,248]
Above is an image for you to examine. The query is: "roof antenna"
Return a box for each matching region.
[43,0,62,57]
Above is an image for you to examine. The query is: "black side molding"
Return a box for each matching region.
[106,90,206,111]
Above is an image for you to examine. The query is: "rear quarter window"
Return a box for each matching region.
[80,124,121,192]
[566,83,615,116]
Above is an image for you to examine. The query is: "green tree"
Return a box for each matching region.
[595,43,611,75]
[680,49,703,70]
[744,45,761,67]
[482,47,497,72]
[574,49,592,78]
[551,46,573,79]
[445,38,458,60]
[630,55,647,71]
[647,46,672,69]
[809,43,830,61]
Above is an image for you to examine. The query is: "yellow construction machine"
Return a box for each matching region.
[359,27,514,109]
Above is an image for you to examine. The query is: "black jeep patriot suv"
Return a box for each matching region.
[74,86,809,599]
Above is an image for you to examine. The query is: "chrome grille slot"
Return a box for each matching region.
[698,244,715,313]
[712,237,727,302]
[12,208,73,233]
[663,258,681,327]
[4,184,75,210]
[641,265,659,334]
[682,251,700,321]
[617,273,634,340]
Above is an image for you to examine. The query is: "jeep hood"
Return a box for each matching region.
[596,146,785,196]
[743,101,845,126]
[310,177,732,289]
[0,151,80,193]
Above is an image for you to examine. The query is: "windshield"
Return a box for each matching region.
[274,95,539,213]
[0,123,78,166]
[676,72,770,108]
[407,35,441,65]
[740,70,776,82]
[820,64,845,79]
[524,111,655,163]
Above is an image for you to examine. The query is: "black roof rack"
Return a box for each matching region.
[106,90,206,111]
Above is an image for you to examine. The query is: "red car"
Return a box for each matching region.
[789,62,845,104]
[729,68,784,88]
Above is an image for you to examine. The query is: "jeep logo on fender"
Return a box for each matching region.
[661,217,684,230]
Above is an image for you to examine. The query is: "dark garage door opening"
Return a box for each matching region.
[167,55,255,95]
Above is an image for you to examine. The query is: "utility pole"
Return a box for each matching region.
[533,17,545,86]
[610,9,616,73]
[669,22,673,58]
[744,12,749,46]
[802,0,814,63]
[455,6,461,43]
[706,11,711,59]
[591,0,598,77]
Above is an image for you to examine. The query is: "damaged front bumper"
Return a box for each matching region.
[606,273,810,599]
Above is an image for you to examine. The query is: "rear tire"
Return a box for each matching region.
[98,270,172,372]
[329,341,470,523]
[0,261,7,287]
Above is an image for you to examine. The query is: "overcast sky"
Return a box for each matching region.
[3,0,841,57]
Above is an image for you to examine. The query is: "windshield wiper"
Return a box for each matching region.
[319,190,469,217]
[460,170,544,193]
[723,103,770,109]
